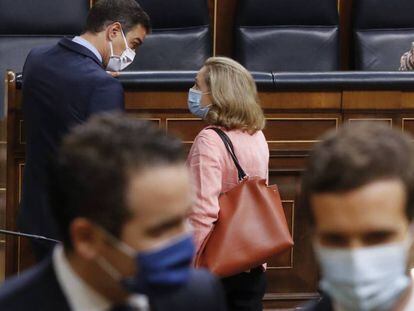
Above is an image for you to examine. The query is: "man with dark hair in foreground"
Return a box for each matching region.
[21,0,150,260]
[301,122,414,311]
[0,114,226,311]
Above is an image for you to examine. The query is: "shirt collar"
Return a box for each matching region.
[53,245,111,311]
[52,245,150,311]
[72,36,103,63]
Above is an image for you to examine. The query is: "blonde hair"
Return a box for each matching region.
[203,57,265,133]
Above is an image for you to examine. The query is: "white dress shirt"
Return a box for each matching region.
[72,36,103,63]
[52,245,149,311]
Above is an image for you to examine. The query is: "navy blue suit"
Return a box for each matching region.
[0,258,227,311]
[20,38,124,249]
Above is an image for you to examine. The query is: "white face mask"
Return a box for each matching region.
[314,240,411,311]
[106,27,136,72]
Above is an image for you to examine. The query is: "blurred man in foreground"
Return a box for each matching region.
[0,114,226,311]
[301,123,414,311]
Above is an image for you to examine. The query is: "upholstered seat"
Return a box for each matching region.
[126,0,212,71]
[234,0,340,72]
[352,0,414,70]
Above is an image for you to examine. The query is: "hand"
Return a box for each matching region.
[106,71,120,78]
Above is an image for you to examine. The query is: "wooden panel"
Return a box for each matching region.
[19,119,25,145]
[166,118,208,143]
[343,113,399,131]
[267,201,294,269]
[0,119,5,142]
[215,0,236,56]
[260,92,341,110]
[208,0,216,55]
[343,91,402,110]
[401,93,414,109]
[264,118,338,152]
[0,189,5,282]
[265,169,318,308]
[0,238,4,283]
[0,143,5,188]
[0,189,5,225]
[402,118,414,137]
[18,163,24,204]
[339,0,353,70]
[125,91,188,110]
[9,113,25,154]
[264,118,338,142]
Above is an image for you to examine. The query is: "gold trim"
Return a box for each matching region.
[265,117,339,144]
[0,188,6,191]
[18,163,25,204]
[348,118,393,126]
[213,0,217,56]
[267,200,295,270]
[19,120,26,145]
[266,117,339,124]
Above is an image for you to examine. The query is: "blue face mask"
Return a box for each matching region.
[97,233,195,296]
[188,88,210,119]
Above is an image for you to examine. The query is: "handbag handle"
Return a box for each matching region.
[209,128,247,181]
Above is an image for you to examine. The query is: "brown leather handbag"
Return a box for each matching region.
[195,128,294,277]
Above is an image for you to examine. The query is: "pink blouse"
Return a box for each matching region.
[186,126,269,261]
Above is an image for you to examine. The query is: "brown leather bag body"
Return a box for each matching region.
[195,128,294,277]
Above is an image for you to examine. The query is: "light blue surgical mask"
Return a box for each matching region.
[314,240,411,311]
[188,88,210,119]
[97,232,195,296]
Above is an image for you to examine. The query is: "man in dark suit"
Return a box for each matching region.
[20,0,150,260]
[0,114,226,311]
[300,123,414,311]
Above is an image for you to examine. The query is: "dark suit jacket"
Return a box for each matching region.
[20,38,124,240]
[0,258,227,311]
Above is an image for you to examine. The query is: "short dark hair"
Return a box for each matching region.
[83,0,151,34]
[301,122,414,222]
[51,113,184,248]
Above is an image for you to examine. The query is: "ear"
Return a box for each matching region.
[106,22,122,41]
[70,218,104,260]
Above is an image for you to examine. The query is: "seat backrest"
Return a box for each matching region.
[127,0,212,71]
[352,0,414,70]
[0,0,89,117]
[234,0,340,72]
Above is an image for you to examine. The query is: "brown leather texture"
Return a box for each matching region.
[196,177,294,277]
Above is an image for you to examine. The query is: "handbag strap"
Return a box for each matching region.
[209,127,247,181]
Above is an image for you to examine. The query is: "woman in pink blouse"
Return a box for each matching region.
[186,57,269,311]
